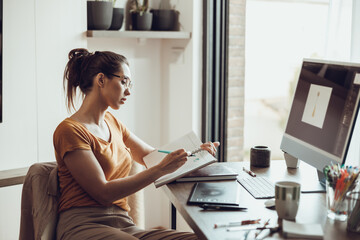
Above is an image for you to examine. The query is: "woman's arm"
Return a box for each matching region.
[64,130,220,206]
[124,132,155,166]
[63,148,188,206]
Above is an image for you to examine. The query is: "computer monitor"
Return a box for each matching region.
[280,58,360,190]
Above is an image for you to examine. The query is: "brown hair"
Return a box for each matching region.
[63,48,129,111]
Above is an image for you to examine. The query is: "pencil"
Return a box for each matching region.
[158,150,172,154]
[158,149,201,156]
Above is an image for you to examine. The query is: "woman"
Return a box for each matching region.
[53,48,220,240]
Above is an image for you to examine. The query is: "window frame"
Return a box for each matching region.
[202,0,229,162]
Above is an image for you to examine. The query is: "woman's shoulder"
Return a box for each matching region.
[53,118,88,138]
[55,118,79,130]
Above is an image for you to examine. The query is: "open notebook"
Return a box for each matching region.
[143,131,217,188]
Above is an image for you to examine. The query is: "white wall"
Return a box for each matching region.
[1,0,38,170]
[0,0,201,238]
[0,0,87,238]
[0,0,87,171]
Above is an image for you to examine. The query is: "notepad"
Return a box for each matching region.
[143,131,217,188]
[282,220,324,239]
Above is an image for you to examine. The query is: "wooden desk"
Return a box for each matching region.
[163,160,359,240]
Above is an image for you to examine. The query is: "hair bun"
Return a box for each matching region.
[68,48,91,60]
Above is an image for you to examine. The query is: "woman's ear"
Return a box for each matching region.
[95,73,105,88]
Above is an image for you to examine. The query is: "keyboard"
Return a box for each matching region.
[237,176,275,199]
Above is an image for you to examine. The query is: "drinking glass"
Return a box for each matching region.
[346,191,360,232]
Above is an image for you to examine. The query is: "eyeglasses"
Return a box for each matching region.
[109,73,134,90]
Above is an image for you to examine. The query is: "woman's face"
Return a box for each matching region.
[102,63,132,110]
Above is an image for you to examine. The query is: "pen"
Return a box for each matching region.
[214,219,260,228]
[227,225,278,232]
[255,218,271,239]
[243,167,256,177]
[201,204,247,211]
[215,222,243,228]
[255,229,271,240]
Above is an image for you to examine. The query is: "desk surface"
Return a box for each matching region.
[163,160,359,240]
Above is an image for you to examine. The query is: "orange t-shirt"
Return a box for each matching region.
[53,112,132,213]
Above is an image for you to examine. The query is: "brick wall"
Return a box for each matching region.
[227,0,246,162]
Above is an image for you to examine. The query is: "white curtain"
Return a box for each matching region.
[325,0,353,61]
[351,0,360,61]
[326,0,360,167]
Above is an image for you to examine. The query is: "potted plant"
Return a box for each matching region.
[151,0,179,31]
[130,0,153,31]
[87,0,113,30]
[109,0,124,30]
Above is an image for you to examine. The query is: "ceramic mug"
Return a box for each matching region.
[250,146,271,167]
[275,181,301,220]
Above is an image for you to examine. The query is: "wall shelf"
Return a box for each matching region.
[86,30,191,39]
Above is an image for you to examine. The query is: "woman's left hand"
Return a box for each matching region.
[200,141,220,157]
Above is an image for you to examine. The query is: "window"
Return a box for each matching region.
[227,0,354,161]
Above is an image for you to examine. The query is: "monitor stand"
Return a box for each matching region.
[283,152,326,193]
[283,152,299,168]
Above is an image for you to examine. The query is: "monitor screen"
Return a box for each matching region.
[281,59,360,176]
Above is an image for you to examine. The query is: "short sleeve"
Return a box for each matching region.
[53,120,92,160]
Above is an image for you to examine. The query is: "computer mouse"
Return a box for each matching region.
[264,199,275,208]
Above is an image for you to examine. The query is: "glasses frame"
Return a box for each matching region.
[109,73,133,90]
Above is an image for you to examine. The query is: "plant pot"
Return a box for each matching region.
[87,1,113,30]
[151,9,179,31]
[109,8,124,30]
[131,12,153,31]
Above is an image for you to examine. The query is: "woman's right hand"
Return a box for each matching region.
[156,149,189,175]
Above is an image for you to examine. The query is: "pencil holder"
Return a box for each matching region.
[326,179,348,221]
[250,146,270,168]
[323,164,360,221]
[346,191,360,233]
